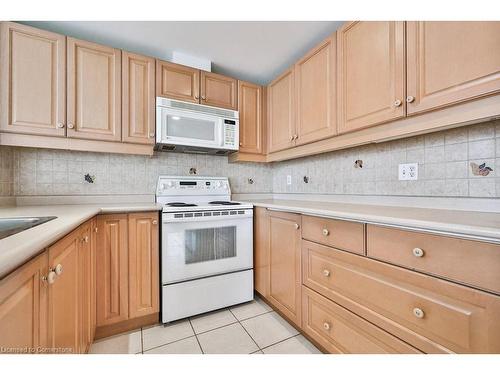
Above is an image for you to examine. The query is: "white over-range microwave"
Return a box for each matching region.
[155,97,239,155]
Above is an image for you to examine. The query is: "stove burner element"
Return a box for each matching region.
[209,201,241,206]
[167,202,198,207]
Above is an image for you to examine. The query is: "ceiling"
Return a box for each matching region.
[22,21,344,85]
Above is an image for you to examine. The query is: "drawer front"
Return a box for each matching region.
[302,240,500,353]
[302,215,365,255]
[302,286,421,354]
[367,225,500,294]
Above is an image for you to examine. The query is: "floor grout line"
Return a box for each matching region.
[258,333,302,352]
[142,334,197,353]
[228,309,262,353]
[236,309,274,323]
[188,319,205,354]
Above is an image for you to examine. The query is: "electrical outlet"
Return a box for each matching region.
[398,163,418,181]
[286,175,292,185]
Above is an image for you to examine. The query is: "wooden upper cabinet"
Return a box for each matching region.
[96,214,129,327]
[238,81,263,154]
[337,21,406,134]
[295,34,337,145]
[122,51,155,144]
[201,71,238,110]
[407,21,500,115]
[0,22,66,137]
[67,37,121,142]
[268,210,302,326]
[0,252,48,352]
[128,212,159,319]
[268,68,295,153]
[156,59,200,103]
[47,228,81,353]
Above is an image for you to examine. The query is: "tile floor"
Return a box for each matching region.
[90,297,321,354]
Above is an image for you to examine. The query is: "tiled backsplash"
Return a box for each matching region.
[0,147,13,196]
[273,121,500,198]
[1,120,499,198]
[11,149,273,196]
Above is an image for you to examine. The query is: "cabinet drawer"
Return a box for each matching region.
[302,286,421,353]
[302,240,500,353]
[302,215,365,255]
[367,225,500,294]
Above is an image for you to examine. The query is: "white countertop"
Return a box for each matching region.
[0,203,162,279]
[243,199,500,242]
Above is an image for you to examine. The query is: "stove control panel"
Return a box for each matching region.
[157,176,231,196]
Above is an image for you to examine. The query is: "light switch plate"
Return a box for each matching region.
[286,175,292,185]
[398,163,418,181]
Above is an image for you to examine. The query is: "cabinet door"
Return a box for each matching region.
[96,214,129,327]
[0,22,66,137]
[122,51,155,144]
[128,212,159,319]
[67,37,121,141]
[0,252,48,352]
[295,34,337,145]
[407,21,500,115]
[254,207,270,297]
[200,71,238,110]
[337,21,406,134]
[89,218,97,343]
[268,68,295,153]
[156,59,200,103]
[268,211,302,326]
[48,229,81,354]
[238,81,263,154]
[78,222,92,353]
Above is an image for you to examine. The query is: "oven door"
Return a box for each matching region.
[157,106,223,148]
[161,213,253,284]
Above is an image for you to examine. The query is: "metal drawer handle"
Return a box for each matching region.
[413,307,425,319]
[323,322,331,331]
[412,247,424,257]
[322,269,330,277]
[322,228,329,236]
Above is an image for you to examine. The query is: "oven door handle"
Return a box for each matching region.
[162,214,253,224]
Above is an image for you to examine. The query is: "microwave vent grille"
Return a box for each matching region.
[159,97,238,119]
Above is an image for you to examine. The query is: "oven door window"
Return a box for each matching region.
[185,226,236,264]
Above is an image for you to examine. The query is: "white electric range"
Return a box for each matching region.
[156,176,254,323]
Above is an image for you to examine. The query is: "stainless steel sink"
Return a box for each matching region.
[0,216,57,240]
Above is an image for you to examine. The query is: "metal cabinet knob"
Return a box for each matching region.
[394,99,402,107]
[412,247,424,257]
[294,223,300,230]
[195,95,199,100]
[46,271,57,284]
[149,133,155,138]
[94,226,98,233]
[322,228,329,236]
[322,269,330,277]
[290,135,294,141]
[413,307,425,319]
[82,236,89,243]
[201,95,206,100]
[323,322,331,331]
[56,123,65,128]
[152,220,158,225]
[54,264,63,276]
[239,142,243,146]
[406,96,415,103]
[67,123,74,129]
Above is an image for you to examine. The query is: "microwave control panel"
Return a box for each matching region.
[223,119,238,149]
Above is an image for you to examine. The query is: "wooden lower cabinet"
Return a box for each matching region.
[0,252,48,353]
[128,212,159,319]
[302,286,421,353]
[96,214,129,327]
[253,207,270,297]
[96,212,160,332]
[268,210,302,326]
[47,226,82,353]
